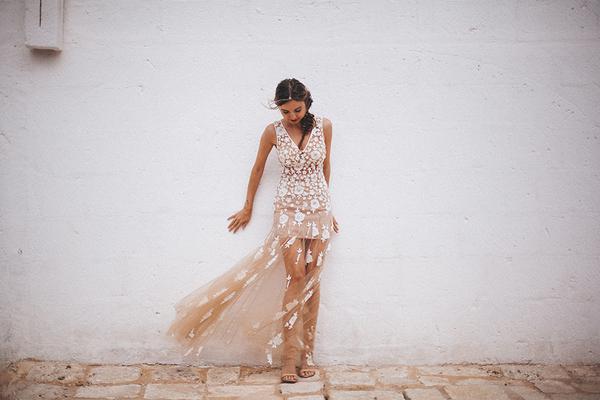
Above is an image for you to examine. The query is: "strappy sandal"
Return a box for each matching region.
[281,365,298,383]
[281,355,298,383]
[298,366,317,378]
[298,351,317,378]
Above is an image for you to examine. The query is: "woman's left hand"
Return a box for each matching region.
[332,215,340,233]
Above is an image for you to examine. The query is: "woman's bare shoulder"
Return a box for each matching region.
[262,122,277,146]
[321,116,332,137]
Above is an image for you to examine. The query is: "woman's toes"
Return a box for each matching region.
[299,369,315,378]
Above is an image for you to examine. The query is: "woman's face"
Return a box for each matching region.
[279,100,306,125]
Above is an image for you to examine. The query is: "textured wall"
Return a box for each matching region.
[1,0,599,366]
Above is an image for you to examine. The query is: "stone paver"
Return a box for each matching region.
[144,383,205,399]
[564,365,600,378]
[87,365,142,384]
[147,364,205,383]
[1,360,599,400]
[403,387,446,400]
[326,370,376,389]
[328,389,405,399]
[417,364,500,378]
[206,383,276,396]
[375,366,417,385]
[224,395,281,400]
[323,364,372,373]
[532,379,578,394]
[206,366,240,385]
[75,383,141,398]
[453,376,523,385]
[11,382,73,399]
[570,376,600,393]
[506,384,551,400]
[444,384,513,400]
[550,394,600,400]
[501,364,571,381]
[240,367,281,384]
[25,361,86,384]
[279,380,323,395]
[418,375,453,386]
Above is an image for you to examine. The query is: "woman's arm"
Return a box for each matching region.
[322,117,332,186]
[227,124,276,233]
[322,117,339,233]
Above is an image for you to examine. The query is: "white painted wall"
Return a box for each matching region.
[1,0,599,366]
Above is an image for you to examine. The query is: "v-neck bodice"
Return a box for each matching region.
[272,115,331,215]
[280,120,316,153]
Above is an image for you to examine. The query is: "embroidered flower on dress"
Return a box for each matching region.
[279,213,289,225]
[278,183,288,197]
[284,236,297,248]
[285,311,298,329]
[310,198,320,210]
[310,150,321,161]
[306,249,313,263]
[268,332,283,348]
[321,225,330,240]
[294,210,305,223]
[285,273,291,289]
[311,222,319,237]
[302,289,314,304]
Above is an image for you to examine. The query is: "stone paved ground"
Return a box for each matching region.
[1,359,599,400]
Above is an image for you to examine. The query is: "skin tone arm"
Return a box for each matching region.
[322,118,332,187]
[227,124,275,233]
[321,117,340,233]
[227,119,340,234]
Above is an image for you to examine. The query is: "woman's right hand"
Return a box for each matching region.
[227,207,252,233]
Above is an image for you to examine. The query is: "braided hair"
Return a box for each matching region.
[269,78,315,149]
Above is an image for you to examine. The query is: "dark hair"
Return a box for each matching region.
[270,78,315,149]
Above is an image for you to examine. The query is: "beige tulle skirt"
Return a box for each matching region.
[166,207,335,367]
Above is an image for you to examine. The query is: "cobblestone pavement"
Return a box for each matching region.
[1,359,599,399]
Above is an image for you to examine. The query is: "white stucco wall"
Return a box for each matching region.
[1,0,599,366]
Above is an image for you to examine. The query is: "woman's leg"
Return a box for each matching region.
[299,237,329,377]
[279,235,306,382]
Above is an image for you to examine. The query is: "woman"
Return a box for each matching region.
[166,78,339,384]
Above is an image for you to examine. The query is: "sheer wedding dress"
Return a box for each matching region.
[166,115,335,368]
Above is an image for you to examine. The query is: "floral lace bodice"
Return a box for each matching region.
[273,115,331,214]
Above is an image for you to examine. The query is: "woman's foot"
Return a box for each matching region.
[299,351,317,378]
[298,367,317,378]
[281,361,298,383]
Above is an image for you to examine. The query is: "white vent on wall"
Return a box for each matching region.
[24,0,64,51]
